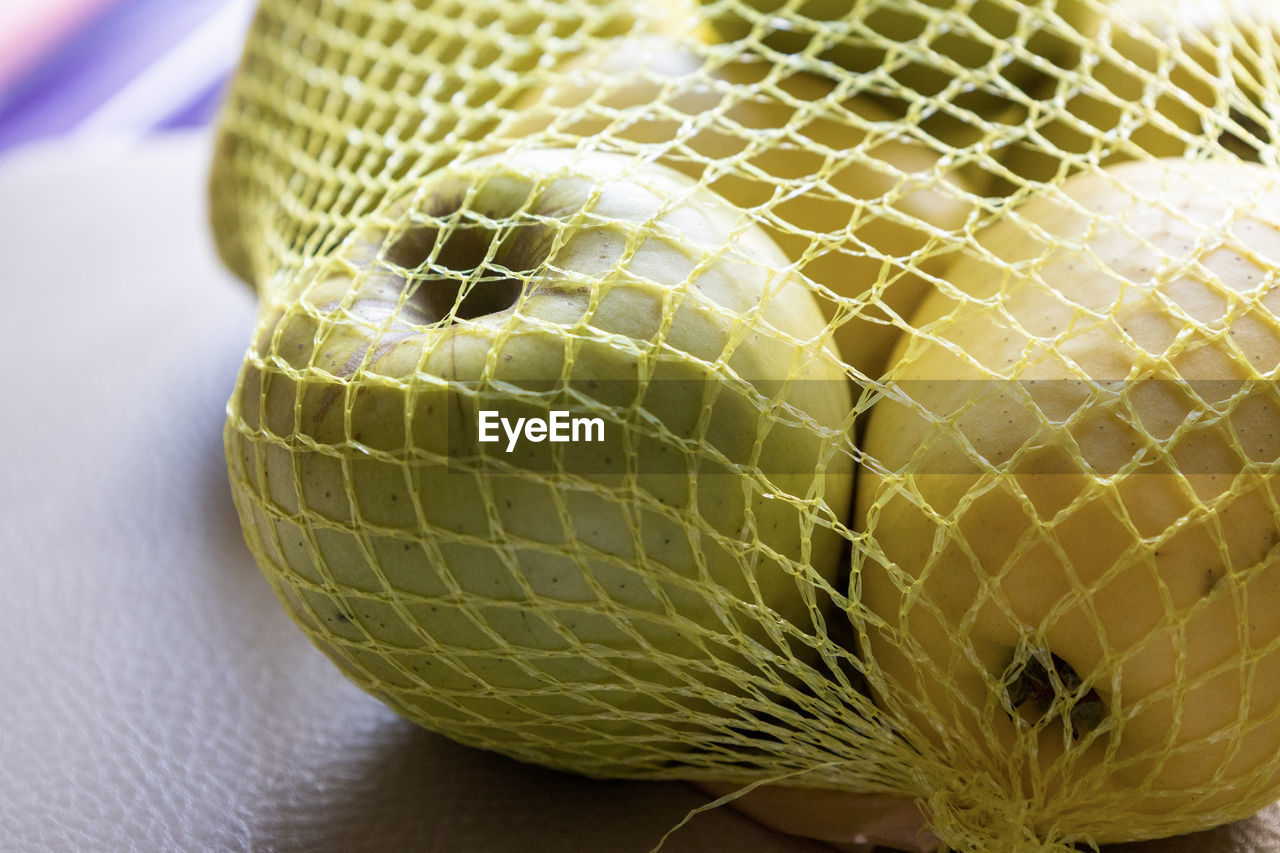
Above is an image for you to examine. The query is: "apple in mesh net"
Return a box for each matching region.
[498,31,980,380]
[995,0,1280,187]
[856,157,1280,845]
[225,147,856,776]
[694,0,1100,108]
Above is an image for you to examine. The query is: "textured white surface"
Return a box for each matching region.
[1,131,1279,852]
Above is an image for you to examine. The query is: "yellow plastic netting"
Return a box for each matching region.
[211,0,1280,850]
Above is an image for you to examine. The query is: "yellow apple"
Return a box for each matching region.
[500,33,979,379]
[855,158,1280,845]
[226,147,855,776]
[997,0,1278,187]
[695,0,1099,112]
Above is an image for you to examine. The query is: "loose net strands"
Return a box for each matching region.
[211,0,1280,850]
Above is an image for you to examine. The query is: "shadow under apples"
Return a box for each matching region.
[240,711,839,853]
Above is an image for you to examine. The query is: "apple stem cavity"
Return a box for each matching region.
[379,216,544,326]
[1003,649,1106,740]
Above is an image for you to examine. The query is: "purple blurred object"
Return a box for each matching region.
[0,0,253,155]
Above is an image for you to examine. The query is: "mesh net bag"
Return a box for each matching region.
[211,0,1280,849]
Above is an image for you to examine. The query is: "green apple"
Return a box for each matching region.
[207,0,643,287]
[500,33,979,380]
[855,158,1280,844]
[226,148,855,776]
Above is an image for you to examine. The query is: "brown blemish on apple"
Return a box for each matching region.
[1004,649,1105,739]
[311,329,419,425]
[1203,565,1225,597]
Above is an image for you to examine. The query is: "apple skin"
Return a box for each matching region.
[500,33,978,380]
[854,159,1280,845]
[996,0,1278,188]
[207,0,646,287]
[226,148,855,777]
[697,781,938,852]
[695,0,1098,111]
